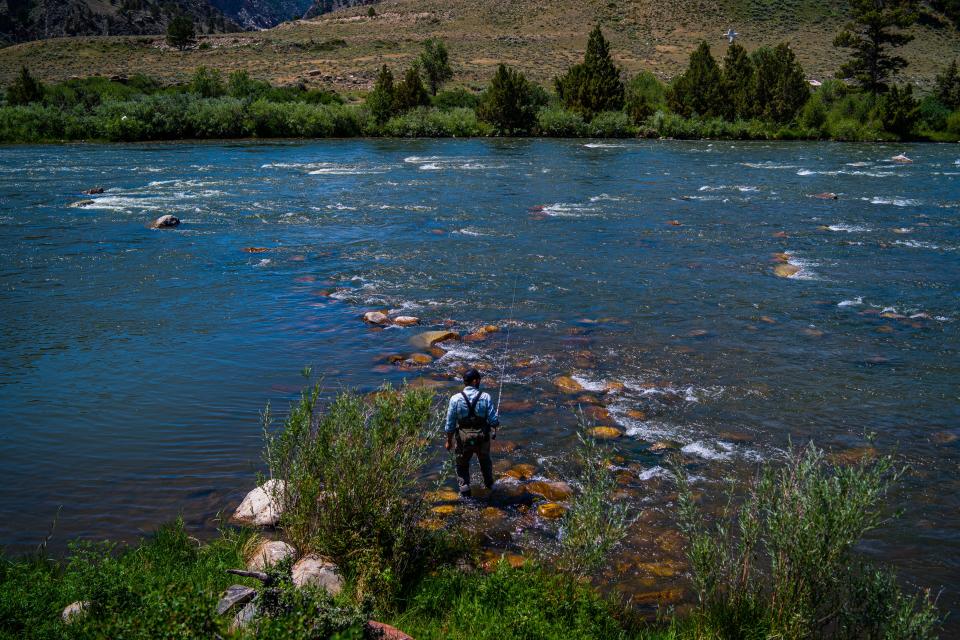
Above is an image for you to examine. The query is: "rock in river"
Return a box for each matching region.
[589,426,623,439]
[411,330,459,349]
[392,315,420,327]
[247,539,295,572]
[773,263,800,278]
[231,479,285,527]
[537,502,568,519]
[151,215,181,229]
[525,480,573,502]
[553,375,584,393]
[82,187,104,195]
[291,554,344,595]
[70,199,95,208]
[363,311,389,325]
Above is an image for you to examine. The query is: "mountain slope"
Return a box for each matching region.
[1,0,957,92]
[0,0,242,44]
[208,0,315,29]
[303,0,378,20]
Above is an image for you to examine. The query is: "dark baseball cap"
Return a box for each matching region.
[463,368,483,385]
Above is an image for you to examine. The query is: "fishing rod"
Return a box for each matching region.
[496,269,521,415]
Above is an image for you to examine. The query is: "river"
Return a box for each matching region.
[0,139,957,624]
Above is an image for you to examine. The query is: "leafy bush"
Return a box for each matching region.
[189,67,225,99]
[623,71,666,124]
[675,442,940,640]
[876,83,919,138]
[262,383,438,602]
[432,87,480,110]
[536,106,586,137]
[947,109,960,135]
[6,66,44,106]
[587,110,633,137]
[380,107,491,137]
[393,65,431,113]
[366,65,396,125]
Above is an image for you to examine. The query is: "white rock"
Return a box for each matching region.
[246,539,295,572]
[392,315,420,327]
[151,214,180,229]
[291,554,343,595]
[231,479,285,527]
[363,311,389,325]
[62,601,89,623]
[891,153,912,163]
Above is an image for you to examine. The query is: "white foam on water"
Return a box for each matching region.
[782,252,820,280]
[698,184,759,192]
[837,297,863,307]
[798,168,900,178]
[589,193,621,202]
[453,228,488,237]
[583,142,626,148]
[638,466,674,481]
[741,161,798,170]
[826,223,870,233]
[255,258,271,267]
[681,440,734,460]
[404,155,442,163]
[419,163,441,171]
[541,203,597,218]
[326,203,357,210]
[865,197,921,207]
[570,374,611,393]
[893,239,953,250]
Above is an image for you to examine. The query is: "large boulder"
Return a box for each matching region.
[363,311,389,325]
[231,479,285,527]
[410,330,459,349]
[151,215,180,229]
[773,264,800,278]
[291,554,343,595]
[246,539,295,572]
[392,316,420,327]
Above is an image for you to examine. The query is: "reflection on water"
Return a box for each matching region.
[0,139,957,622]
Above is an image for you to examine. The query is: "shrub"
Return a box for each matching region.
[393,65,431,113]
[184,97,248,138]
[228,70,271,101]
[477,64,539,135]
[166,14,196,51]
[935,58,960,109]
[750,43,809,123]
[6,66,44,106]
[946,109,960,135]
[800,91,828,132]
[418,38,453,96]
[262,382,437,602]
[587,110,633,137]
[536,106,586,136]
[432,87,480,110]
[189,67,225,98]
[366,65,396,125]
[675,442,940,639]
[917,95,951,131]
[623,71,666,124]
[668,42,724,118]
[381,107,491,137]
[555,25,624,119]
[876,83,919,138]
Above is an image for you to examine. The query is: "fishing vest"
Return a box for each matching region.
[456,391,490,446]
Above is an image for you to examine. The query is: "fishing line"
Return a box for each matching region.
[496,269,521,414]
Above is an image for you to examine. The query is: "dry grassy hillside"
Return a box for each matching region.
[1,0,958,93]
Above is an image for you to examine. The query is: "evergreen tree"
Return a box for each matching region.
[751,43,809,123]
[877,83,919,136]
[477,64,537,135]
[166,14,195,51]
[366,65,396,124]
[667,42,723,118]
[833,0,917,94]
[393,64,431,112]
[418,39,453,96]
[555,25,624,118]
[6,66,44,106]
[624,71,666,124]
[721,42,755,120]
[935,59,960,109]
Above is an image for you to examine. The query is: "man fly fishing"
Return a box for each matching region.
[444,368,500,498]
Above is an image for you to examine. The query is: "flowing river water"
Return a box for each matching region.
[1,139,958,624]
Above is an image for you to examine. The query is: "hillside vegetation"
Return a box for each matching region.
[1,0,957,92]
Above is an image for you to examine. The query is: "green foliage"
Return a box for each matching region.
[0,520,253,639]
[555,25,625,119]
[380,107,492,137]
[6,66,44,106]
[935,58,960,109]
[947,108,960,135]
[675,442,940,639]
[189,67,225,98]
[477,64,539,135]
[834,0,918,94]
[228,70,270,100]
[418,39,454,96]
[721,43,755,120]
[366,65,396,124]
[556,424,634,577]
[432,87,480,110]
[916,95,951,131]
[668,42,724,118]
[536,106,587,136]
[390,563,631,640]
[166,14,196,51]
[750,43,810,123]
[876,83,919,137]
[393,65,431,113]
[588,110,633,137]
[262,383,437,604]
[623,71,666,124]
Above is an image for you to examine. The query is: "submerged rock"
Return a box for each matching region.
[425,489,460,502]
[61,601,89,623]
[773,263,800,278]
[243,247,269,253]
[216,585,257,616]
[291,555,343,595]
[247,539,295,572]
[553,376,584,393]
[537,502,567,519]
[649,440,682,453]
[525,480,573,502]
[406,353,433,366]
[890,153,912,163]
[151,214,181,229]
[231,479,285,527]
[431,504,456,516]
[810,192,839,200]
[504,463,537,480]
[70,199,95,208]
[82,187,104,195]
[392,315,420,327]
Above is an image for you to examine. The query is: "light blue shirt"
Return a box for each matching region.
[444,386,500,434]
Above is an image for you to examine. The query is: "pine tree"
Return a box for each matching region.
[751,43,809,123]
[877,83,918,136]
[166,14,195,51]
[721,42,755,120]
[366,65,396,124]
[935,59,960,109]
[667,42,723,118]
[6,66,44,106]
[418,39,453,96]
[393,65,430,112]
[833,0,917,94]
[555,25,624,118]
[477,64,537,135]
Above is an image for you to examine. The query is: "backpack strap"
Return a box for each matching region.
[460,390,482,417]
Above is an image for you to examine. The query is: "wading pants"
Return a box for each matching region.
[455,435,494,496]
